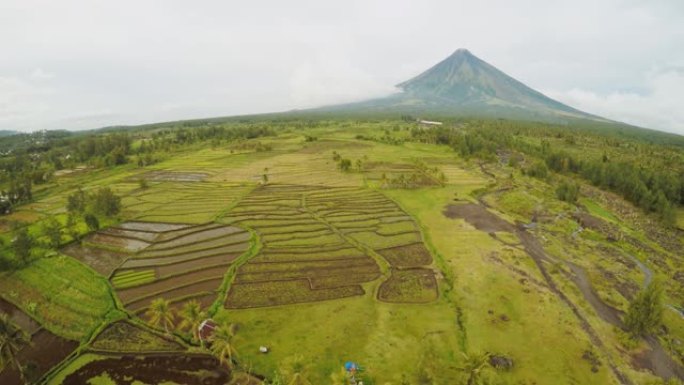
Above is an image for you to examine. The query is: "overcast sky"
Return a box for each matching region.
[1,0,683,135]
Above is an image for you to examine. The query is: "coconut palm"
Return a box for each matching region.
[457,351,490,385]
[280,355,313,385]
[145,298,175,333]
[0,314,29,380]
[177,300,204,342]
[209,322,238,369]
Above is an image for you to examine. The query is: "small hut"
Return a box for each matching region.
[198,319,217,344]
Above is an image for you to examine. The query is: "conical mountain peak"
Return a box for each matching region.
[449,48,474,58]
[315,48,605,123]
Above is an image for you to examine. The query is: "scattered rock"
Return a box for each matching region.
[582,350,602,373]
[489,354,514,370]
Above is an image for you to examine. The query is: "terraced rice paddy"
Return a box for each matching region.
[135,170,209,182]
[121,182,250,223]
[223,184,437,307]
[66,221,252,313]
[0,257,114,340]
[90,321,185,352]
[378,268,438,303]
[208,144,367,187]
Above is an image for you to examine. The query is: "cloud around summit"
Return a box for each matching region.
[0,0,683,134]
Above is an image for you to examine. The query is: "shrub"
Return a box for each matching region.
[525,161,549,179]
[556,180,580,203]
[624,281,664,338]
[338,159,352,172]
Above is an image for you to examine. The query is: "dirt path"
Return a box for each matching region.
[445,202,632,384]
[513,226,634,385]
[447,200,684,382]
[565,262,624,326]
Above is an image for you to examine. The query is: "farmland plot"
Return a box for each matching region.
[121,181,250,223]
[223,184,438,307]
[65,220,252,314]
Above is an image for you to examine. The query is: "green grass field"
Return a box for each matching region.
[1,120,682,385]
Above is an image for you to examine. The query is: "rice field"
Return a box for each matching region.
[222,183,437,307]
[121,181,251,223]
[64,220,252,314]
[0,256,115,340]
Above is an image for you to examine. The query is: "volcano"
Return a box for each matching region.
[314,49,605,122]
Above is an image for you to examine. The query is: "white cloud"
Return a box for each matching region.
[544,68,684,134]
[0,76,53,127]
[289,52,397,108]
[29,68,55,80]
[0,0,682,135]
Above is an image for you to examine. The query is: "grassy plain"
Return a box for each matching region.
[0,120,682,384]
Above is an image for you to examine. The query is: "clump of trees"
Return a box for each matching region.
[338,158,352,172]
[408,119,683,224]
[65,186,121,235]
[524,161,549,180]
[624,281,664,338]
[67,186,121,218]
[12,227,33,267]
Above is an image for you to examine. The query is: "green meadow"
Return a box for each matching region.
[0,119,682,385]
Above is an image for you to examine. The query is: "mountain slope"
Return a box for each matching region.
[314,49,606,122]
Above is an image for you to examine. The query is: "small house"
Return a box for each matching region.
[198,319,217,343]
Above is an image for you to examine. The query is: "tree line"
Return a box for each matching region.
[409,120,683,224]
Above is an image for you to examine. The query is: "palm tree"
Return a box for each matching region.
[0,314,29,381]
[145,298,175,333]
[177,300,204,342]
[209,322,238,369]
[280,355,312,385]
[457,351,490,385]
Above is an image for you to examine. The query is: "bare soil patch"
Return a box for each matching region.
[0,297,40,333]
[443,203,515,233]
[61,354,231,385]
[0,329,77,385]
[61,243,128,276]
[572,212,620,239]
